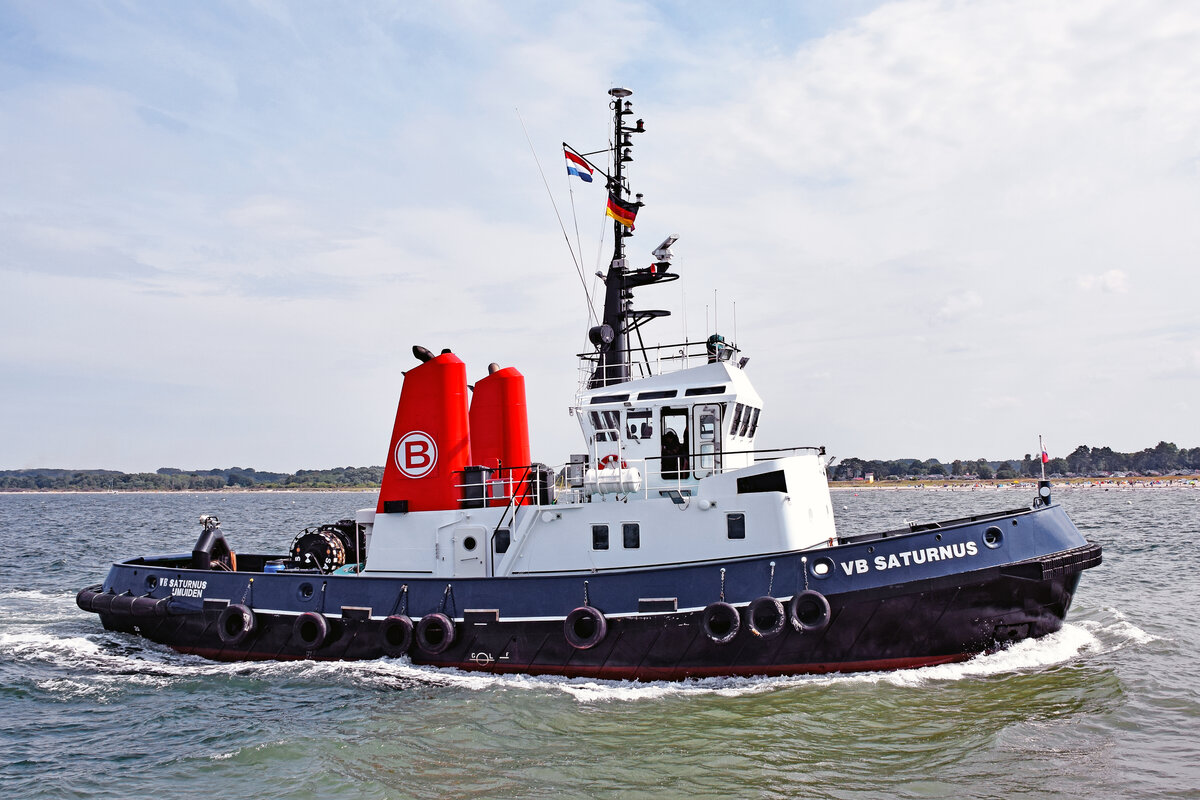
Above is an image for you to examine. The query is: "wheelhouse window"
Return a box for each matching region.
[738,407,755,437]
[626,409,653,440]
[726,513,746,539]
[623,523,640,549]
[730,403,744,437]
[589,410,621,442]
[747,408,761,438]
[592,524,609,550]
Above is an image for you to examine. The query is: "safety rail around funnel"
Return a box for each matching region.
[576,339,744,392]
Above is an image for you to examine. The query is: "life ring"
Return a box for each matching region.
[701,601,741,644]
[564,606,608,649]
[789,590,831,633]
[380,614,414,657]
[293,611,329,649]
[415,613,456,654]
[747,595,786,639]
[598,454,627,470]
[218,603,257,645]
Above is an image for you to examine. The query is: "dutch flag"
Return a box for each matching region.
[565,149,594,183]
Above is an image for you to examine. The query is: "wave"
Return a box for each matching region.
[3,604,1147,704]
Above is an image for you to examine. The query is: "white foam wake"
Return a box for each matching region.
[4,605,1148,703]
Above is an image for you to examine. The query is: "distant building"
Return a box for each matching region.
[865,472,874,483]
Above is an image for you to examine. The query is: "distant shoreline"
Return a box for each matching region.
[3,476,1197,495]
[0,488,378,495]
[830,476,1199,490]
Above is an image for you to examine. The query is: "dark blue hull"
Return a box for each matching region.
[78,503,1101,679]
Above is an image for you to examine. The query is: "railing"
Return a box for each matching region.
[454,445,825,510]
[575,339,743,392]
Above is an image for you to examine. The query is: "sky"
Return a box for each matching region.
[1,0,1197,473]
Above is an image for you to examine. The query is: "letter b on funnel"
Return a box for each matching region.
[396,431,438,478]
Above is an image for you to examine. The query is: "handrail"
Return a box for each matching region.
[489,464,535,577]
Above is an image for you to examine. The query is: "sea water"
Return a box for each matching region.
[0,487,1196,799]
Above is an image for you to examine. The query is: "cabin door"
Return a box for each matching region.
[444,525,486,577]
[692,404,723,479]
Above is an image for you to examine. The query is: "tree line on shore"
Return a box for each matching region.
[0,465,384,491]
[2,441,1196,491]
[829,441,1200,481]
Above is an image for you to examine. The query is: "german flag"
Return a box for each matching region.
[606,193,638,229]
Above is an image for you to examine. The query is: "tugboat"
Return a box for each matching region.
[77,89,1101,679]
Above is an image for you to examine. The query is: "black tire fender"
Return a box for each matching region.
[130,596,164,618]
[701,601,741,644]
[380,614,414,657]
[90,592,117,615]
[747,595,786,639]
[564,606,608,650]
[218,603,257,646]
[76,585,102,613]
[789,590,831,633]
[293,611,330,649]
[415,613,456,655]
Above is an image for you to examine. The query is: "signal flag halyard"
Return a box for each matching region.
[606,192,638,229]
[565,149,594,182]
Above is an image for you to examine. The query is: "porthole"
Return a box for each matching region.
[463,536,477,552]
[298,582,315,601]
[983,526,1004,549]
[935,533,943,541]
[811,556,835,579]
[145,575,158,591]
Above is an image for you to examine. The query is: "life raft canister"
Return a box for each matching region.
[747,596,786,639]
[415,613,456,654]
[380,614,414,657]
[701,601,741,644]
[292,611,330,649]
[564,606,608,649]
[218,603,257,646]
[789,590,831,633]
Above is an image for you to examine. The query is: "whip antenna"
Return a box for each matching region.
[518,109,597,325]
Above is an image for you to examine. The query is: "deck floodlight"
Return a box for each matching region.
[652,235,678,262]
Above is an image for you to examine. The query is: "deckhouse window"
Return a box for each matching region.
[592,524,609,550]
[623,523,640,549]
[730,403,744,437]
[727,513,746,539]
[747,408,761,438]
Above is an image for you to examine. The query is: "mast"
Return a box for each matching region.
[584,88,676,387]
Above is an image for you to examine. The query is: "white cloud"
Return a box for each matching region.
[1,0,1198,470]
[934,290,983,321]
[1077,269,1129,293]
